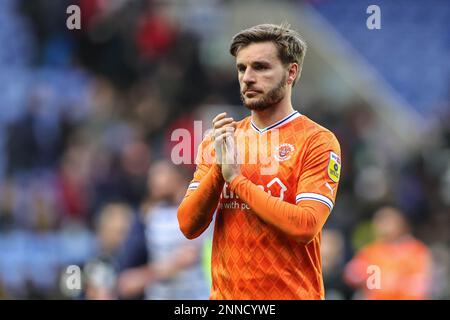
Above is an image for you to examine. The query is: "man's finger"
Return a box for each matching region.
[223,134,236,165]
[214,129,227,140]
[213,117,234,130]
[214,126,234,138]
[212,112,227,125]
[215,133,231,144]
[215,127,235,141]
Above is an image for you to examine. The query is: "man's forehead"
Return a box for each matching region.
[236,42,279,64]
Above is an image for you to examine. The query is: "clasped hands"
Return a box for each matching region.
[212,112,240,183]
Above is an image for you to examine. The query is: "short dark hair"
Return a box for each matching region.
[229,23,308,85]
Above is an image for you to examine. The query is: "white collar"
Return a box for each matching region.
[250,110,301,134]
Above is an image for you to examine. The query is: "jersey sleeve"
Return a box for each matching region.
[295,131,341,212]
[178,133,224,239]
[185,133,216,195]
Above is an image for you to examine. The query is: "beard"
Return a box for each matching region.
[240,74,287,111]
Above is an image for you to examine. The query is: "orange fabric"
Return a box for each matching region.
[178,112,341,299]
[177,163,224,239]
[344,237,432,300]
[229,175,330,245]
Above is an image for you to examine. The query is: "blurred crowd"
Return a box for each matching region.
[0,0,448,299]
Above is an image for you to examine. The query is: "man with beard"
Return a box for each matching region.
[178,23,341,299]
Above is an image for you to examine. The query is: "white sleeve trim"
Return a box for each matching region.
[188,182,200,190]
[296,192,334,211]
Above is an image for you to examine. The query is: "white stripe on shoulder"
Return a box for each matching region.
[188,182,200,189]
[296,192,334,210]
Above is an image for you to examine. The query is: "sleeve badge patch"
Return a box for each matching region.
[327,152,341,182]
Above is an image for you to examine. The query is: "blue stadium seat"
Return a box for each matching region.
[311,0,450,114]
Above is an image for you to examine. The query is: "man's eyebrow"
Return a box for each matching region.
[253,60,271,65]
[236,60,271,67]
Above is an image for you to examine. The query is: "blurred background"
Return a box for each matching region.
[0,0,448,300]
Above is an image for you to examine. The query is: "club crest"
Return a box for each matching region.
[274,143,294,161]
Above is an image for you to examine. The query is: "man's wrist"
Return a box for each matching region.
[211,164,224,180]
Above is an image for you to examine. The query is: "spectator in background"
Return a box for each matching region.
[83,202,132,300]
[117,160,210,300]
[6,97,40,175]
[343,206,432,300]
[321,229,352,300]
[115,206,149,300]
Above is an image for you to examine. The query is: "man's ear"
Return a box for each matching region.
[287,63,299,85]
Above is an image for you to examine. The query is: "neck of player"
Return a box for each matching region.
[251,94,294,130]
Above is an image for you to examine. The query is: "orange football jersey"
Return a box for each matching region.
[185,110,341,299]
[344,237,432,300]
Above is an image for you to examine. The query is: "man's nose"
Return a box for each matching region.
[242,68,256,84]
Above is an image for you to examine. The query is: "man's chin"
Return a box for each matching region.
[244,101,272,111]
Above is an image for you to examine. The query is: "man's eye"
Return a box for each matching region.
[254,65,267,70]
